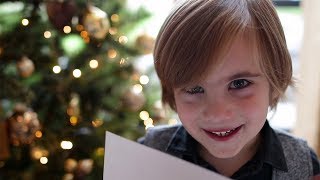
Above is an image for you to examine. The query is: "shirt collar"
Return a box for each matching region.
[166,121,288,172]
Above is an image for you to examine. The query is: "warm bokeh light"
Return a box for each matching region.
[108,49,117,59]
[118,36,128,44]
[73,69,81,78]
[35,130,42,138]
[89,59,99,69]
[139,111,149,121]
[63,26,72,34]
[61,141,73,150]
[144,118,154,126]
[40,157,48,164]
[111,14,120,22]
[53,65,61,74]
[80,31,89,38]
[132,84,143,94]
[70,116,78,126]
[109,27,118,35]
[22,19,29,26]
[44,31,52,38]
[139,75,149,85]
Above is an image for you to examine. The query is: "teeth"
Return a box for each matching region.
[211,128,236,137]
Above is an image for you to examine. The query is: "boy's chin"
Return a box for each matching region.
[200,144,242,159]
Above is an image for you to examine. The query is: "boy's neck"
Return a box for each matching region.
[198,133,262,177]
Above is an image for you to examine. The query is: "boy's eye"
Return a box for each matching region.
[186,86,204,94]
[229,79,251,89]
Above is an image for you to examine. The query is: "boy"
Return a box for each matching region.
[139,0,320,179]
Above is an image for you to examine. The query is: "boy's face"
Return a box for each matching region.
[173,37,270,159]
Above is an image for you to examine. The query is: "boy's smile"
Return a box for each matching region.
[173,35,270,163]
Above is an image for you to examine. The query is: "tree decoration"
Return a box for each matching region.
[16,56,35,78]
[82,5,110,40]
[46,0,78,30]
[7,103,41,146]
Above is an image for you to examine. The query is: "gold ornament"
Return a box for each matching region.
[16,56,35,78]
[122,89,146,111]
[83,5,110,40]
[7,103,41,146]
[135,34,155,54]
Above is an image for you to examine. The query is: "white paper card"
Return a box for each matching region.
[104,131,230,180]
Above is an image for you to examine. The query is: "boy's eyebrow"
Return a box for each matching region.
[226,71,262,81]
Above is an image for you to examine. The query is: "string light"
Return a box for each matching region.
[63,26,72,34]
[73,69,81,78]
[118,36,128,44]
[119,58,127,66]
[53,65,61,74]
[89,59,99,69]
[132,84,143,94]
[139,75,149,85]
[35,130,42,138]
[139,111,149,121]
[111,14,120,22]
[21,19,29,26]
[108,49,117,59]
[108,27,118,35]
[144,118,154,126]
[40,157,48,164]
[44,31,52,39]
[70,116,78,126]
[76,25,84,31]
[61,141,73,150]
[80,31,89,38]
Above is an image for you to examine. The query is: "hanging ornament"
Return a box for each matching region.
[16,56,35,78]
[122,89,146,111]
[46,0,78,30]
[135,33,155,54]
[7,103,41,146]
[82,5,110,40]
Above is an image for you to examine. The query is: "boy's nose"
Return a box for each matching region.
[202,97,234,123]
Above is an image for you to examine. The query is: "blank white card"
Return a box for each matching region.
[104,131,230,180]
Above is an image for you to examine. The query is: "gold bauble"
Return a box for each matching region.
[16,56,35,78]
[83,5,110,40]
[8,103,41,146]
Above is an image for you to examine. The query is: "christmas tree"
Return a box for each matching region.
[0,0,171,179]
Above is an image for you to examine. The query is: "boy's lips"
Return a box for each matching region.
[203,125,243,141]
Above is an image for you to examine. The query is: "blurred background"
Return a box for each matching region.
[0,0,318,179]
